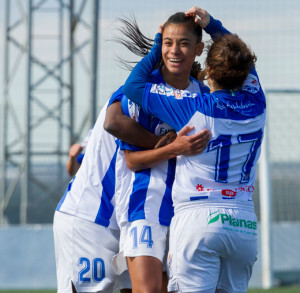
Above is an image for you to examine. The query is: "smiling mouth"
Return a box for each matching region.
[169,58,183,63]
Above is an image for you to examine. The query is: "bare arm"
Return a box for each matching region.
[125,126,210,172]
[66,143,84,176]
[104,101,160,149]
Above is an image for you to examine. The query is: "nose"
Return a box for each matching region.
[170,43,180,54]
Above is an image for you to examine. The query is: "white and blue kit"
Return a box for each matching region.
[53,89,131,293]
[76,128,93,164]
[113,71,209,270]
[123,16,265,293]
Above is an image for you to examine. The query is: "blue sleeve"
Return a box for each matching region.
[123,33,162,107]
[121,96,130,117]
[120,140,143,151]
[107,85,124,108]
[142,85,208,131]
[119,95,146,151]
[204,16,231,40]
[76,153,84,164]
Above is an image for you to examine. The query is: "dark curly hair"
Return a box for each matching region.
[206,34,257,89]
[113,13,203,79]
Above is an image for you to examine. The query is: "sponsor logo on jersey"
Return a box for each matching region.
[221,189,237,197]
[155,121,174,135]
[195,184,215,192]
[216,100,256,111]
[195,184,254,200]
[174,89,182,99]
[196,184,205,192]
[151,84,198,99]
[242,73,260,94]
[236,185,254,193]
[207,210,220,225]
[207,210,257,230]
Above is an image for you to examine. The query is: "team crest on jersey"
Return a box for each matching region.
[242,73,260,94]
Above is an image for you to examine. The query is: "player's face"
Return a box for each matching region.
[162,23,203,79]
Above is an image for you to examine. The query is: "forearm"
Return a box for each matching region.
[204,15,231,40]
[104,101,160,149]
[107,116,159,149]
[66,157,80,177]
[123,33,162,106]
[125,143,179,172]
[126,126,211,172]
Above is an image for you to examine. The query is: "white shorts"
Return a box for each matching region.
[112,219,169,275]
[53,211,131,293]
[167,206,258,293]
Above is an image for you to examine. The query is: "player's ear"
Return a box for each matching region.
[196,41,204,56]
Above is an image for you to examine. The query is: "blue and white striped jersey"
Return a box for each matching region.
[56,88,124,229]
[76,128,93,164]
[114,70,209,227]
[141,68,266,211]
[121,17,266,211]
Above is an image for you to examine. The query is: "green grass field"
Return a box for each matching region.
[1,288,300,293]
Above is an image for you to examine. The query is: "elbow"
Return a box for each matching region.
[103,116,119,136]
[126,161,139,172]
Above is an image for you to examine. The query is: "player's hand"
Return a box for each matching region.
[172,125,211,156]
[154,131,177,149]
[185,7,210,28]
[158,20,166,34]
[69,143,84,158]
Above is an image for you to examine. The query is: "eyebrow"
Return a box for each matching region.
[163,37,192,42]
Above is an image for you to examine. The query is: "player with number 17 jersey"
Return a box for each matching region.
[122,13,266,293]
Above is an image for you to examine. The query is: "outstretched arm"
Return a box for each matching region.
[104,101,159,149]
[125,126,210,172]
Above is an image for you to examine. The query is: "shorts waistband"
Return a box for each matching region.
[174,200,255,214]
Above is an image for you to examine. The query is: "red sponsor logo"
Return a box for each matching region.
[196,184,204,192]
[235,186,254,193]
[174,90,182,99]
[222,189,237,197]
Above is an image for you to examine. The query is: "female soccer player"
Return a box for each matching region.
[54,89,207,292]
[122,7,265,293]
[107,12,211,293]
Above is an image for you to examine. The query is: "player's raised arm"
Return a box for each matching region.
[185,7,231,39]
[122,31,163,106]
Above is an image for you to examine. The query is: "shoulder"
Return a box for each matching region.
[190,76,210,94]
[149,69,165,84]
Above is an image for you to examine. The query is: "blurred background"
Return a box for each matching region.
[0,0,299,290]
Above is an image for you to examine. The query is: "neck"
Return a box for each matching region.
[208,78,223,93]
[160,66,190,90]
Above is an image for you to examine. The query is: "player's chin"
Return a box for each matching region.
[167,65,187,75]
